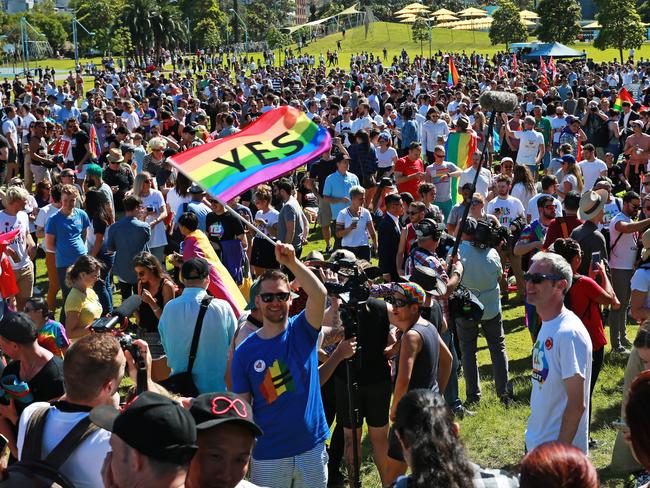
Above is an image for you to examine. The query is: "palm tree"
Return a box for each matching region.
[121,0,155,65]
[150,4,187,56]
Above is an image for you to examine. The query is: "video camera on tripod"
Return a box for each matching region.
[468,216,527,250]
[89,295,148,394]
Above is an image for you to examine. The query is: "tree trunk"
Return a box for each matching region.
[619,48,624,64]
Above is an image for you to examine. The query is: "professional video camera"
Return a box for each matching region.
[471,216,527,250]
[322,259,371,306]
[90,295,148,393]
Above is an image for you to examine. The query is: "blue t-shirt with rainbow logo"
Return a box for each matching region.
[231,310,329,459]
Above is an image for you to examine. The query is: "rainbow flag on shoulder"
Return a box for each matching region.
[446,131,478,204]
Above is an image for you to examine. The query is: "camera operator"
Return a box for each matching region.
[457,218,511,406]
[405,219,466,416]
[320,255,394,487]
[385,282,453,482]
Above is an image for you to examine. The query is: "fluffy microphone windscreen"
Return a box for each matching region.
[479,91,520,113]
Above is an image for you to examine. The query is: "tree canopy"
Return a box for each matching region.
[594,0,646,63]
[489,0,528,49]
[535,0,581,44]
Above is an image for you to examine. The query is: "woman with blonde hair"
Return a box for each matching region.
[142,136,167,178]
[64,255,103,341]
[131,171,168,263]
[557,155,584,199]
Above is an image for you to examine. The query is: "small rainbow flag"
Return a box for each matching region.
[169,106,331,201]
[613,87,636,111]
[446,131,478,204]
[448,56,459,87]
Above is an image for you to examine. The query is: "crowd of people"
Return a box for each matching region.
[0,45,648,488]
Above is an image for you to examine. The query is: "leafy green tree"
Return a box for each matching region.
[536,0,581,43]
[411,17,429,56]
[194,19,221,49]
[595,0,646,63]
[489,0,527,49]
[267,26,290,65]
[178,0,227,49]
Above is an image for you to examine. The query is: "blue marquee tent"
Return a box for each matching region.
[523,42,586,59]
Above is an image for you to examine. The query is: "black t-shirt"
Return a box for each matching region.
[1,356,64,416]
[309,158,337,197]
[103,166,134,211]
[206,212,244,244]
[0,134,7,161]
[334,298,391,385]
[71,130,90,165]
[608,163,627,193]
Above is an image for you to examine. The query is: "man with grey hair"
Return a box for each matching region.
[0,186,35,309]
[525,251,592,454]
[502,113,545,179]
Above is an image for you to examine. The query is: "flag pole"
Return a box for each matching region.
[215,197,278,247]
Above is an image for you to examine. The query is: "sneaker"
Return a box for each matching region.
[324,245,333,254]
[611,346,630,355]
[453,405,476,419]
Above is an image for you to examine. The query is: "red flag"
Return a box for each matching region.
[512,53,518,74]
[540,57,547,76]
[498,65,505,78]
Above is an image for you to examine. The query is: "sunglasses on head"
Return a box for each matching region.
[523,272,564,284]
[471,198,482,206]
[259,292,291,303]
[387,296,416,308]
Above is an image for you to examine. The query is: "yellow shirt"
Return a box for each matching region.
[64,288,102,333]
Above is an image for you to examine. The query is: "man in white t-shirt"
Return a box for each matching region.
[631,232,650,322]
[17,334,130,488]
[459,150,492,198]
[578,144,607,193]
[526,175,562,222]
[487,174,526,302]
[0,186,35,310]
[608,191,650,352]
[502,114,545,178]
[525,252,592,454]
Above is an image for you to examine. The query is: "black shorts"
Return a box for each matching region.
[387,425,405,461]
[250,237,278,269]
[334,377,391,429]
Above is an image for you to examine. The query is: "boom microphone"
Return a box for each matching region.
[479,90,520,113]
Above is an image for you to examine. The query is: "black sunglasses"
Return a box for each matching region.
[524,272,564,284]
[387,296,416,308]
[471,198,482,206]
[259,292,291,303]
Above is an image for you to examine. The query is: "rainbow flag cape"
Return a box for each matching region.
[613,87,636,111]
[445,131,478,204]
[183,229,247,317]
[448,56,459,87]
[169,106,331,201]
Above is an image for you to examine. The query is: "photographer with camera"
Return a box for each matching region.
[457,217,511,406]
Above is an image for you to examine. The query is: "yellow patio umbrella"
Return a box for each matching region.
[519,9,539,19]
[433,13,458,22]
[458,7,487,17]
[399,15,417,23]
[395,11,416,18]
[394,3,429,15]
[522,18,536,26]
[430,8,456,16]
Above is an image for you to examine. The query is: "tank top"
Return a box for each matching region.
[407,320,440,393]
[138,280,167,333]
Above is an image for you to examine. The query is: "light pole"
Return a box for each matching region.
[72,14,95,68]
[186,17,191,54]
[229,8,248,61]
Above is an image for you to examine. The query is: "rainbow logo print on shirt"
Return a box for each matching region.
[531,338,550,386]
[259,358,295,404]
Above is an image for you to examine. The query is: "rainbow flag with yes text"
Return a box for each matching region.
[445,131,478,204]
[169,106,331,201]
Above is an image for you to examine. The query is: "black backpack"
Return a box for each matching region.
[0,406,99,488]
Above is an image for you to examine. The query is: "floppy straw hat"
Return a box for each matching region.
[107,148,124,163]
[578,189,609,221]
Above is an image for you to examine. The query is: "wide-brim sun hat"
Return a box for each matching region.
[578,189,609,221]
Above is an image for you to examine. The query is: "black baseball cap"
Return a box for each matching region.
[0,312,37,344]
[415,218,443,240]
[89,392,197,464]
[181,258,210,281]
[189,392,263,436]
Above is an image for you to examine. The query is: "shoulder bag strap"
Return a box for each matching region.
[44,416,100,469]
[610,231,624,253]
[559,218,569,239]
[21,406,51,462]
[187,296,213,374]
